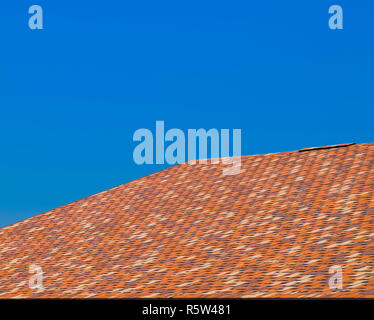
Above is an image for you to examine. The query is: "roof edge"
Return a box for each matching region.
[298,143,356,152]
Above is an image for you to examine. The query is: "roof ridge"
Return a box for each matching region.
[298,142,356,152]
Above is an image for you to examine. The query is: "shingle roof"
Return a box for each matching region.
[0,142,373,298]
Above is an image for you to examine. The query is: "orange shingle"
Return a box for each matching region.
[0,142,373,298]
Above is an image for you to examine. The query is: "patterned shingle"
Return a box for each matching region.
[0,142,373,298]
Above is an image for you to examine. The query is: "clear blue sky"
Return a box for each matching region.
[0,0,373,227]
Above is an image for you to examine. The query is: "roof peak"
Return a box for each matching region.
[298,143,356,152]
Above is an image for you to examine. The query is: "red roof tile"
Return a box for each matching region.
[0,142,373,298]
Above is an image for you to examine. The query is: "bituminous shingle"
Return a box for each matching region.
[0,142,373,298]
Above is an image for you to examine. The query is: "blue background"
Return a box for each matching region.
[0,0,373,227]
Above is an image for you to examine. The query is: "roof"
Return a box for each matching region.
[0,142,373,298]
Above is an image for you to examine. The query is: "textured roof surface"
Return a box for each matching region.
[0,143,373,298]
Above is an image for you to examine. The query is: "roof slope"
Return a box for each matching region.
[0,143,373,298]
